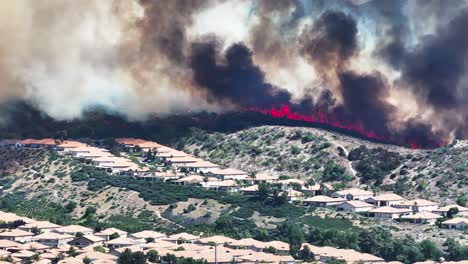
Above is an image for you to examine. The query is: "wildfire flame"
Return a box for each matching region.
[247,104,444,149]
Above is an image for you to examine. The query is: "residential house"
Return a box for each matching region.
[206,168,249,180]
[196,236,237,246]
[229,238,266,252]
[393,199,439,212]
[441,218,468,230]
[104,237,139,249]
[164,233,200,244]
[19,221,61,233]
[19,139,57,149]
[401,211,443,225]
[173,175,217,187]
[0,212,35,224]
[32,233,74,247]
[303,195,347,207]
[94,228,128,241]
[337,200,374,213]
[368,206,412,219]
[332,188,374,201]
[68,235,105,248]
[302,243,385,263]
[129,230,166,241]
[0,239,24,251]
[23,241,50,252]
[365,193,405,207]
[179,160,220,174]
[165,156,199,167]
[0,230,34,242]
[56,141,88,152]
[246,174,279,185]
[433,205,468,217]
[277,179,305,191]
[280,189,304,201]
[115,138,148,151]
[54,225,94,236]
[239,185,259,195]
[203,180,239,192]
[263,241,290,254]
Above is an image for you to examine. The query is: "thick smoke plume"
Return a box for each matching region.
[1,0,468,147]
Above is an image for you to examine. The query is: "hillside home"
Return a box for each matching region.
[246,174,279,185]
[280,189,304,201]
[32,233,74,247]
[393,199,439,212]
[0,212,35,224]
[206,168,249,180]
[441,217,468,230]
[302,244,385,263]
[196,235,237,246]
[54,225,93,236]
[203,180,239,192]
[401,211,443,225]
[165,233,200,244]
[68,234,104,248]
[56,141,87,152]
[229,238,266,252]
[240,185,260,194]
[368,206,412,219]
[173,175,217,186]
[179,160,220,173]
[332,188,374,201]
[277,179,305,191]
[433,205,468,217]
[165,156,199,167]
[130,230,167,241]
[11,249,36,260]
[365,193,405,207]
[116,137,147,147]
[303,196,347,207]
[138,141,163,153]
[0,239,24,251]
[19,139,57,149]
[94,228,128,241]
[19,221,61,233]
[23,241,50,252]
[104,237,140,249]
[0,230,34,242]
[337,200,374,213]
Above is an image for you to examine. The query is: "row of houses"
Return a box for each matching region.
[301,188,468,227]
[0,211,396,264]
[3,138,468,230]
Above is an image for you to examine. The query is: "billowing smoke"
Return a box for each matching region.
[1,0,468,147]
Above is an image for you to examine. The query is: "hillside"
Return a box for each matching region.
[0,125,467,263]
[177,126,466,203]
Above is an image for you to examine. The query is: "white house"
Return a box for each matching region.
[401,211,443,225]
[54,225,94,236]
[179,160,220,173]
[433,205,468,217]
[365,193,405,207]
[332,188,373,201]
[393,199,438,212]
[206,168,249,180]
[303,196,347,207]
[19,221,61,233]
[441,217,468,230]
[337,200,374,213]
[32,233,74,247]
[0,230,34,242]
[368,206,412,219]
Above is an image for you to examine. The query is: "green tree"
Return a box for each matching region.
[419,239,442,260]
[83,256,92,264]
[147,250,159,263]
[118,249,147,264]
[109,232,120,240]
[258,182,273,200]
[447,207,459,219]
[456,195,467,207]
[298,245,314,261]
